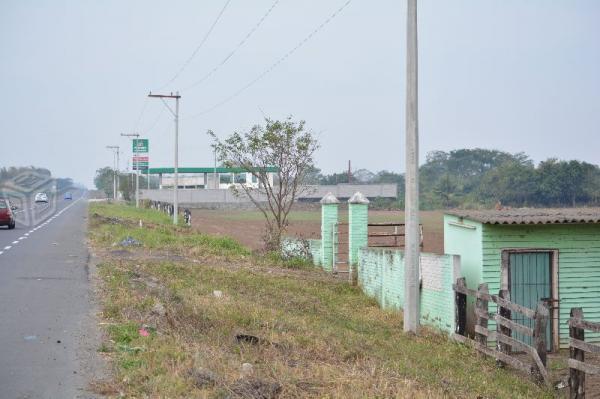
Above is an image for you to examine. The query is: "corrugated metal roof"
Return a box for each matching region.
[446,208,600,225]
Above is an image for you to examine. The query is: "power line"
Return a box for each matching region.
[132,97,149,132]
[182,0,281,92]
[155,0,232,91]
[184,0,352,119]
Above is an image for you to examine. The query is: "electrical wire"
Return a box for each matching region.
[154,0,232,91]
[184,0,352,119]
[132,97,149,133]
[182,0,281,92]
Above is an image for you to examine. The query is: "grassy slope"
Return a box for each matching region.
[89,203,550,398]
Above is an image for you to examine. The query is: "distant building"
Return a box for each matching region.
[148,167,277,190]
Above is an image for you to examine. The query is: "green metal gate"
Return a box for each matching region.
[509,252,552,351]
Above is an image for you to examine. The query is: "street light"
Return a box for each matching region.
[148,91,180,225]
[106,146,120,200]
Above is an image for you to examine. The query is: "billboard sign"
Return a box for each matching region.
[132,139,149,153]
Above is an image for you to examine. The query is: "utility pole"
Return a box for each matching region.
[404,0,420,333]
[106,146,120,200]
[148,91,180,224]
[121,133,141,208]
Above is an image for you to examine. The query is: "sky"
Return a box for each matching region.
[1,0,599,187]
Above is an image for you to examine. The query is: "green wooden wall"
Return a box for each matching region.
[482,223,600,347]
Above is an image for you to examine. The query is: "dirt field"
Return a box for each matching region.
[190,207,445,254]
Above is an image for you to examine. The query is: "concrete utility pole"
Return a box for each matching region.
[106,146,120,200]
[148,92,181,225]
[404,0,420,333]
[121,133,141,208]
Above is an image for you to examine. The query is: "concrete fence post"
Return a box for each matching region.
[348,192,369,285]
[320,193,339,272]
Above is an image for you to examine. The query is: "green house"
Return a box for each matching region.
[444,208,600,350]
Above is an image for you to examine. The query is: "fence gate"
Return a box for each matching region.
[332,222,349,275]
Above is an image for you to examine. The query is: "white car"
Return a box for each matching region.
[34,192,48,203]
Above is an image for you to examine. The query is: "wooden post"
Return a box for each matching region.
[496,289,511,367]
[455,277,467,336]
[475,283,489,348]
[570,307,585,399]
[533,301,549,383]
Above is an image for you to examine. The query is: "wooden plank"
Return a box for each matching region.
[568,359,600,375]
[570,338,600,354]
[569,317,600,333]
[496,332,533,354]
[475,325,492,337]
[570,307,585,399]
[491,294,536,319]
[531,350,551,387]
[532,302,549,385]
[475,283,489,348]
[367,222,405,227]
[368,232,406,237]
[495,314,534,337]
[451,334,532,374]
[474,308,491,319]
[496,289,511,369]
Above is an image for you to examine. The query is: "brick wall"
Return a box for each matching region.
[358,247,460,334]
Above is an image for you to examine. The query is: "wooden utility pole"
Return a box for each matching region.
[404,0,420,333]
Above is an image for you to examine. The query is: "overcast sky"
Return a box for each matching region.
[1,0,599,186]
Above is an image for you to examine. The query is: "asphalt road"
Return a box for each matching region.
[0,192,101,398]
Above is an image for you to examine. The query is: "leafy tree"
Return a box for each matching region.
[478,160,537,206]
[94,167,115,198]
[209,117,319,250]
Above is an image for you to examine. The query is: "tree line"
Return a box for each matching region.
[313,149,600,209]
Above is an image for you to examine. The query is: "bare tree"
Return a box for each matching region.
[208,117,319,251]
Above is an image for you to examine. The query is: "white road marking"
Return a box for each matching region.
[0,251,3,255]
[18,237,26,240]
[4,246,11,250]
[12,241,18,244]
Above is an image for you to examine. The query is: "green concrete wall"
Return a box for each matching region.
[481,223,600,347]
[321,204,338,272]
[348,203,368,266]
[358,247,459,333]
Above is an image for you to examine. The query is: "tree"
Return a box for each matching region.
[209,117,319,250]
[94,167,114,198]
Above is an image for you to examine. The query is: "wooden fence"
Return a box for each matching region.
[568,308,600,398]
[367,222,423,248]
[452,277,551,387]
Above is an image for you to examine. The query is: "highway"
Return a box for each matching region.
[0,192,101,398]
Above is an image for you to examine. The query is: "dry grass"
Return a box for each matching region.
[89,203,552,398]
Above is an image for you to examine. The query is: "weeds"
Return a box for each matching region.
[90,203,552,398]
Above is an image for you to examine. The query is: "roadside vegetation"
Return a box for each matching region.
[89,203,551,398]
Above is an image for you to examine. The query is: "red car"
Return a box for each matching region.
[0,199,16,229]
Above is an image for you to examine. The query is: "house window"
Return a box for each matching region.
[219,173,232,184]
[251,174,258,183]
[235,173,247,184]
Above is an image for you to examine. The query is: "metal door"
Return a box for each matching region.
[509,252,552,351]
